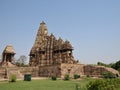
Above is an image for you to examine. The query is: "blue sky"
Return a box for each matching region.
[0,0,120,64]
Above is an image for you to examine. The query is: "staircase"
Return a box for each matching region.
[6,67,23,79]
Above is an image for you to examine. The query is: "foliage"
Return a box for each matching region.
[111,60,120,72]
[87,79,113,90]
[97,61,110,67]
[75,84,79,90]
[97,60,120,73]
[75,84,87,90]
[102,72,116,79]
[51,76,57,80]
[9,74,16,82]
[16,55,27,66]
[87,78,120,90]
[64,74,70,80]
[16,62,29,67]
[74,74,80,79]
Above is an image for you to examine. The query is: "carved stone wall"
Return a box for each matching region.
[39,64,84,78]
[19,67,39,77]
[61,64,84,78]
[39,64,119,78]
[29,21,78,66]
[39,65,61,77]
[0,64,119,80]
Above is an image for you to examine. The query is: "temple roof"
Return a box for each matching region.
[31,21,73,53]
[3,45,15,54]
[40,21,46,25]
[34,21,48,47]
[63,40,73,50]
[38,21,48,35]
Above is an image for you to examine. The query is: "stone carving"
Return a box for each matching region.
[29,21,78,66]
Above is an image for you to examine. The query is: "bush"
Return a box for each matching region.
[51,76,57,80]
[64,74,70,80]
[9,74,16,82]
[75,84,79,90]
[102,72,116,79]
[74,74,80,79]
[87,79,115,90]
[75,84,87,90]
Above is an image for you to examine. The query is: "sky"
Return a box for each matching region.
[0,0,120,64]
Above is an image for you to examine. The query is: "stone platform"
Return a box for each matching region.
[0,64,119,80]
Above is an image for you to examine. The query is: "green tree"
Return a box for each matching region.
[111,60,120,72]
[16,55,27,66]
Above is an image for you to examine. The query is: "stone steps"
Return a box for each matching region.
[6,67,24,79]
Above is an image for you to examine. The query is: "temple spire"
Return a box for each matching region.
[38,21,48,35]
[34,21,48,47]
[29,21,77,66]
[40,21,45,25]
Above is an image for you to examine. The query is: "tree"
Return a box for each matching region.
[16,55,27,66]
[97,61,108,67]
[111,60,120,72]
[97,61,113,67]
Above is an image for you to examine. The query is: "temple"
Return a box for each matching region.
[29,21,78,66]
[0,21,119,79]
[1,45,15,67]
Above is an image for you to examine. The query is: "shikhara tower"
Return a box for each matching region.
[29,21,78,66]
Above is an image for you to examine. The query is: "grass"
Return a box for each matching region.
[0,78,120,90]
[0,79,82,90]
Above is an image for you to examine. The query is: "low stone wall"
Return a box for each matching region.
[39,64,85,78]
[7,67,23,79]
[0,67,6,79]
[39,65,61,78]
[84,65,120,77]
[0,64,119,80]
[19,67,39,77]
[61,64,84,78]
[0,67,39,79]
[84,65,104,77]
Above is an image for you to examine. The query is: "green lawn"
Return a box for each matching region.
[0,78,120,90]
[0,79,87,90]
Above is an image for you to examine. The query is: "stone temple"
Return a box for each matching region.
[1,45,15,67]
[28,21,119,78]
[0,21,119,79]
[29,21,78,66]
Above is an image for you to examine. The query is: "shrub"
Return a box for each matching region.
[9,74,16,82]
[87,75,90,77]
[102,72,116,79]
[51,76,57,80]
[64,74,70,80]
[87,79,115,90]
[74,74,80,79]
[75,84,79,90]
[75,84,87,90]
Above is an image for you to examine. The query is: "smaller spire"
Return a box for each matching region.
[40,21,45,25]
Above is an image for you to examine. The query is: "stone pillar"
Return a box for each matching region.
[4,54,7,63]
